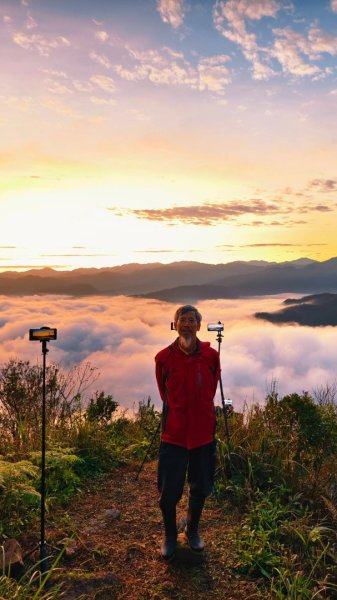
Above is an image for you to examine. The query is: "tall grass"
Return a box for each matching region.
[0,545,64,599]
[215,389,337,597]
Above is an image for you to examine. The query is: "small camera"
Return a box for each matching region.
[207,322,224,332]
[29,327,57,342]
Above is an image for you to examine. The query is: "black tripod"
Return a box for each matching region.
[213,323,232,477]
[39,339,48,572]
[135,420,161,481]
[215,326,231,448]
[29,327,57,572]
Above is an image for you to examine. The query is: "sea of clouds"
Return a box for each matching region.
[0,294,336,413]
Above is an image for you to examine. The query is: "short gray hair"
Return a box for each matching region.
[174,305,202,323]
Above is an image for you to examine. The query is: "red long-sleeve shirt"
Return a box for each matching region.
[155,339,220,450]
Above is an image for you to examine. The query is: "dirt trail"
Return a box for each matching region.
[48,460,265,600]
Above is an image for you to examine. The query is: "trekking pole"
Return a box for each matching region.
[135,420,161,481]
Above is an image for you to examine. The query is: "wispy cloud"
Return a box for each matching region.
[331,0,337,13]
[41,96,81,119]
[213,1,337,80]
[44,78,73,95]
[13,32,71,57]
[135,249,197,253]
[25,13,37,30]
[242,243,299,247]
[198,55,231,92]
[213,0,279,80]
[89,50,112,69]
[157,0,186,29]
[90,96,117,106]
[41,254,112,258]
[113,46,231,94]
[308,178,337,192]
[95,30,109,42]
[271,26,337,77]
[107,199,289,226]
[90,74,116,93]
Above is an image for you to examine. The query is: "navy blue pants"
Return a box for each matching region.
[157,440,217,511]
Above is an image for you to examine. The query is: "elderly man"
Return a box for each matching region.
[155,304,220,560]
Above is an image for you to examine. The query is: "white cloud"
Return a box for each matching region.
[90,75,116,93]
[331,0,337,12]
[41,96,80,119]
[1,294,337,411]
[89,50,112,69]
[213,0,279,80]
[271,26,337,77]
[42,69,67,78]
[157,0,186,29]
[72,80,93,93]
[13,32,71,57]
[0,95,36,113]
[26,14,37,30]
[213,1,337,81]
[307,26,337,56]
[198,55,231,93]
[44,79,73,95]
[113,46,231,95]
[95,30,109,42]
[90,96,117,106]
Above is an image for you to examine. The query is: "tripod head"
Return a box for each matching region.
[207,321,224,350]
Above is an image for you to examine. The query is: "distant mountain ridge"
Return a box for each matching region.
[0,257,335,300]
[255,293,337,326]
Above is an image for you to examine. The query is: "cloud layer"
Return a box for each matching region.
[1,294,337,413]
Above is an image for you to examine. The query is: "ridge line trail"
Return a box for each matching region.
[52,460,264,599]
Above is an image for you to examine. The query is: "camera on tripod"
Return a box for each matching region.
[207,322,224,332]
[29,327,57,341]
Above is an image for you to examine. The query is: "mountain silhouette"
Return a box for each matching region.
[255,293,337,326]
[1,257,336,300]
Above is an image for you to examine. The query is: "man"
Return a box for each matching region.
[155,304,220,560]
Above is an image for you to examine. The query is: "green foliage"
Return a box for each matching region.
[85,391,118,425]
[73,421,124,477]
[132,396,161,460]
[0,458,40,537]
[0,360,99,455]
[215,391,337,507]
[30,448,83,505]
[236,491,337,598]
[214,390,337,599]
[236,490,300,578]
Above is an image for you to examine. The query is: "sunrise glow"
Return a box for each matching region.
[1,0,337,270]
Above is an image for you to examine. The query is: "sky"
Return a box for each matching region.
[2,293,337,411]
[1,0,337,271]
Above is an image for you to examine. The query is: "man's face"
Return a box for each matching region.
[175,310,200,343]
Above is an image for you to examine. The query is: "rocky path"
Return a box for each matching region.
[47,461,266,600]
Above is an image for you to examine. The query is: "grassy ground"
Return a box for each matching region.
[41,460,266,600]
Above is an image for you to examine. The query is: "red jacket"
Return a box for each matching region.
[155,339,220,450]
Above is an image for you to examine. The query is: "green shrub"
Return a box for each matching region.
[30,448,82,505]
[0,459,40,537]
[85,391,118,426]
[215,392,337,507]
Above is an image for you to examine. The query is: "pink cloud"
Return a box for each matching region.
[0,294,337,413]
